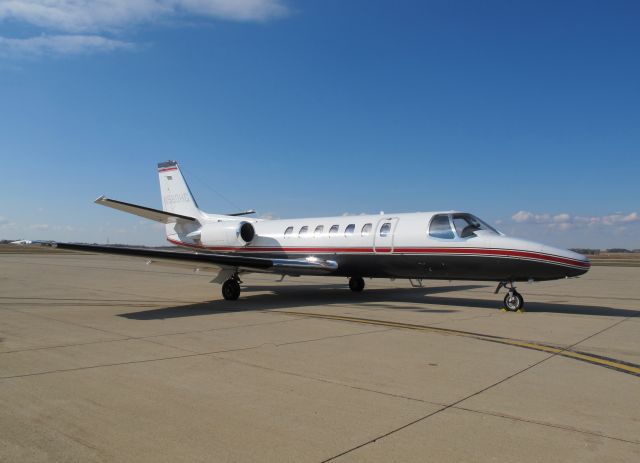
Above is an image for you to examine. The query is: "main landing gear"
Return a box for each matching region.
[222,276,241,301]
[349,276,365,292]
[495,281,524,312]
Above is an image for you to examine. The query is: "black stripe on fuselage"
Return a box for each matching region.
[199,251,587,281]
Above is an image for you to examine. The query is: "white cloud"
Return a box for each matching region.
[511,210,640,230]
[0,1,287,31]
[0,216,17,229]
[511,210,551,224]
[0,34,133,57]
[0,0,288,57]
[28,223,50,231]
[553,213,571,223]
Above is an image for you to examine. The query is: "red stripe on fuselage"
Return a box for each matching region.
[166,238,590,269]
[158,167,178,173]
[393,247,590,268]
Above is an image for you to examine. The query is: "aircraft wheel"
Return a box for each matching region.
[503,291,524,312]
[222,279,241,301]
[349,276,365,292]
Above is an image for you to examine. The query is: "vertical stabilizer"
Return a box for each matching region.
[157,161,201,218]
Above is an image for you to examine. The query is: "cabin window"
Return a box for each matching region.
[314,225,324,236]
[344,224,355,236]
[284,226,294,237]
[379,222,392,237]
[329,225,339,236]
[361,223,372,236]
[298,226,309,237]
[429,214,454,239]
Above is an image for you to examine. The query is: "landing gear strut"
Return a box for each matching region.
[349,276,365,292]
[222,276,241,301]
[495,281,524,312]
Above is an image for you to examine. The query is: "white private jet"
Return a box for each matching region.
[36,161,590,311]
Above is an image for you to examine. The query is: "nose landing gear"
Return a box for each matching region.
[495,281,525,312]
[503,290,524,312]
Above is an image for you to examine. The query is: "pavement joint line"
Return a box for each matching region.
[0,257,214,278]
[275,311,640,377]
[0,352,211,380]
[0,321,392,380]
[7,276,209,304]
[207,349,640,446]
[273,327,391,347]
[451,405,640,446]
[2,306,198,358]
[0,309,303,355]
[319,315,634,462]
[0,305,134,340]
[0,296,199,304]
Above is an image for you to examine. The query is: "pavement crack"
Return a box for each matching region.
[0,324,388,380]
[319,315,636,462]
[0,317,301,355]
[451,406,640,446]
[274,328,391,347]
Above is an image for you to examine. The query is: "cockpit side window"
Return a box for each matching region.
[451,213,499,238]
[429,214,454,239]
[452,216,474,238]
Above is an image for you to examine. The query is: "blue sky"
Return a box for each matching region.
[0,0,638,248]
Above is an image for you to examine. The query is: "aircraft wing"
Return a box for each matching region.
[95,196,197,223]
[38,242,338,276]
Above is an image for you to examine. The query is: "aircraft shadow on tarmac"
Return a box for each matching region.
[118,283,639,320]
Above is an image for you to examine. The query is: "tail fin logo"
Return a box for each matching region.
[163,192,191,205]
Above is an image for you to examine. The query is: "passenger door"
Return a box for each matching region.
[373,218,399,253]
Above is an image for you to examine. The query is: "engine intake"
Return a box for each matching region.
[239,222,255,243]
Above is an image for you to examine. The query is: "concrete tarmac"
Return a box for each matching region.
[0,251,639,462]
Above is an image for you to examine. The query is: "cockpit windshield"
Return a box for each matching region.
[451,213,499,238]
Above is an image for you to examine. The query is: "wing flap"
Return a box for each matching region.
[95,196,197,223]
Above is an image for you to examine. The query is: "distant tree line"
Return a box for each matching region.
[570,249,601,255]
[570,248,640,255]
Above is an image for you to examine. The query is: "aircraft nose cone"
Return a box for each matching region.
[540,244,591,277]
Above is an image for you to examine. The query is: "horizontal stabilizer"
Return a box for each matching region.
[224,210,256,217]
[95,196,197,223]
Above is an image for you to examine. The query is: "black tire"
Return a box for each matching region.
[349,276,365,292]
[222,279,241,301]
[503,291,524,311]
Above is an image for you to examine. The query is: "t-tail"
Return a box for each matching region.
[94,160,256,247]
[157,161,202,219]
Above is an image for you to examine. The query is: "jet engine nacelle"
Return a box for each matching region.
[199,221,255,246]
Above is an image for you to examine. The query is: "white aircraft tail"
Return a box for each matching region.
[95,161,256,245]
[157,161,202,219]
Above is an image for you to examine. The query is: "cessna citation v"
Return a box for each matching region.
[35,161,590,311]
